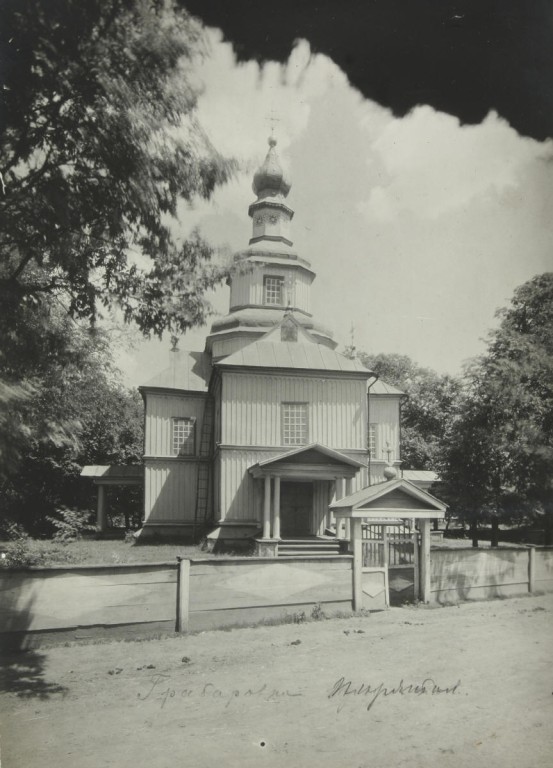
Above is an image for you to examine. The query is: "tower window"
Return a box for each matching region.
[264,276,284,306]
[282,403,308,445]
[172,417,196,456]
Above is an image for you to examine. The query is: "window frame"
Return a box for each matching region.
[281,402,309,446]
[171,416,196,457]
[263,275,285,306]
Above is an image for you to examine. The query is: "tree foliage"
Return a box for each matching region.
[0,0,234,337]
[0,305,144,535]
[438,273,553,541]
[357,352,462,470]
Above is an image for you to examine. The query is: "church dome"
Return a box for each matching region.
[252,138,291,199]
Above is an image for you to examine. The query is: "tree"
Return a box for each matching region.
[0,0,234,338]
[438,273,553,545]
[356,352,462,470]
[0,307,144,535]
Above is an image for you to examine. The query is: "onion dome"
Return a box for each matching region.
[252,137,291,198]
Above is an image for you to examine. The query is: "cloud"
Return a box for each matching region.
[360,107,553,220]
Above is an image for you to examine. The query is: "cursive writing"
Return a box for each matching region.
[328,676,461,712]
[138,674,303,709]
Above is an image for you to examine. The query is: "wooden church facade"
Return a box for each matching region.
[138,139,404,549]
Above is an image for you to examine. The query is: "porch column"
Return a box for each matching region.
[263,475,272,539]
[413,523,420,601]
[97,484,107,533]
[352,517,363,612]
[344,478,353,543]
[272,476,281,540]
[419,519,432,603]
[334,478,345,537]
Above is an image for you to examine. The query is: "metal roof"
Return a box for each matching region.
[218,340,371,374]
[369,379,406,396]
[330,477,447,511]
[140,350,211,392]
[81,465,143,481]
[401,470,439,483]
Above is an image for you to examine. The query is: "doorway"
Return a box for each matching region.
[280,481,313,538]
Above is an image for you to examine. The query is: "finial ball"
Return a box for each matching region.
[268,136,277,148]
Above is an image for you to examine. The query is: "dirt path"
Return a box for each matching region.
[1,594,552,768]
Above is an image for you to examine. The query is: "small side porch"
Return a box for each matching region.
[248,443,366,557]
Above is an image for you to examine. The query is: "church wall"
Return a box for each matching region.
[218,449,269,523]
[369,396,401,464]
[143,392,207,525]
[230,264,312,314]
[221,372,368,450]
[144,392,207,458]
[144,460,198,523]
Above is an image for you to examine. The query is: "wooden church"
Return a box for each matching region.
[137,138,405,553]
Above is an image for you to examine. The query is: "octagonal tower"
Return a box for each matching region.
[206,138,336,360]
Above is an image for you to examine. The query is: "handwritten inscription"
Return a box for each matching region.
[328,676,461,712]
[138,674,303,709]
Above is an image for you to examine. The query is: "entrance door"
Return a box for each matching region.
[280,482,313,538]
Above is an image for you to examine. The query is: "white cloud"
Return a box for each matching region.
[361,107,553,220]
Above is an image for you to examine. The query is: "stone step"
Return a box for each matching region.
[278,551,343,557]
[279,544,340,551]
[279,540,339,545]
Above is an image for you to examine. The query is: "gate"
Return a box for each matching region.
[362,523,418,605]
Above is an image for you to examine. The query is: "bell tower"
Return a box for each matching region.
[206,138,336,360]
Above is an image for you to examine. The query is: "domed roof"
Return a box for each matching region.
[252,138,291,199]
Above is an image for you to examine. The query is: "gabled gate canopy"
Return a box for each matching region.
[330,477,447,520]
[249,442,365,480]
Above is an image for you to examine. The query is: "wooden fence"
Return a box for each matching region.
[2,546,552,647]
[178,557,358,632]
[430,546,553,603]
[0,563,178,648]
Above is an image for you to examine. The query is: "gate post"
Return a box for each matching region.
[419,519,432,603]
[352,517,363,612]
[413,525,420,601]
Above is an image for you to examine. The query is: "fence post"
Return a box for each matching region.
[528,546,535,594]
[176,558,190,632]
[413,527,420,601]
[419,519,431,603]
[352,518,363,612]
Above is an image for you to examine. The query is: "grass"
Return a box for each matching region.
[0,538,249,568]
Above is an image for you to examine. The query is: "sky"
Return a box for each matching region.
[119,27,553,387]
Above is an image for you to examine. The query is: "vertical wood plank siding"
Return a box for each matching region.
[370,398,401,463]
[144,461,198,522]
[230,266,312,314]
[221,373,367,449]
[145,394,206,457]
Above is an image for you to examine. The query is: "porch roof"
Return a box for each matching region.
[249,443,366,480]
[80,465,143,485]
[330,477,447,520]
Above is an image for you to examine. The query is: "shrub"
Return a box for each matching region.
[46,506,96,543]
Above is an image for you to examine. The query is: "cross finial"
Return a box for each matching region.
[266,109,281,140]
[383,442,394,464]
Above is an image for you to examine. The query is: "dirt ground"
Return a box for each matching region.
[1,594,552,768]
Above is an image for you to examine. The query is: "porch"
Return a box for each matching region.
[248,443,366,556]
